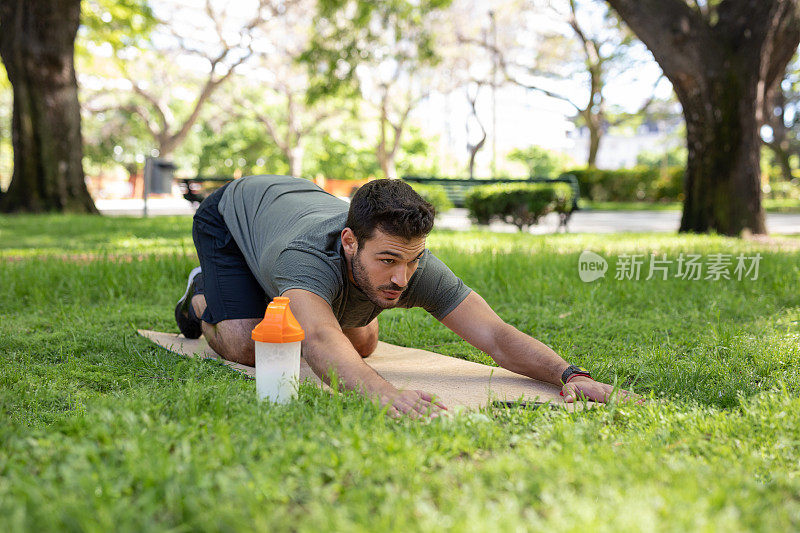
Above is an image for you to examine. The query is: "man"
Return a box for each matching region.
[176,175,630,419]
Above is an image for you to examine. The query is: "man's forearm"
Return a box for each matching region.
[490,323,569,385]
[302,328,395,398]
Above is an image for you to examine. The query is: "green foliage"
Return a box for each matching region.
[507,145,573,178]
[305,134,380,181]
[395,126,441,178]
[763,178,800,200]
[407,183,453,215]
[300,0,452,102]
[78,0,156,54]
[465,182,574,230]
[0,63,11,190]
[81,106,152,176]
[565,166,685,203]
[0,62,9,91]
[636,145,687,169]
[194,119,288,178]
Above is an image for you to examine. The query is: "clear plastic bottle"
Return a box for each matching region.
[251,296,305,403]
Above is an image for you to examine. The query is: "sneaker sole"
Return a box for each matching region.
[177,266,203,307]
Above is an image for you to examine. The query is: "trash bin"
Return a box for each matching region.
[144,157,176,195]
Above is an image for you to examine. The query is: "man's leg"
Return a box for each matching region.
[342,317,379,358]
[192,294,259,366]
[185,182,268,365]
[194,294,378,363]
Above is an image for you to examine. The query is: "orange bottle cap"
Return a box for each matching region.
[251,296,306,343]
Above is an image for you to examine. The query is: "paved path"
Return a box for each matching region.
[95,197,196,216]
[96,199,800,235]
[437,209,800,235]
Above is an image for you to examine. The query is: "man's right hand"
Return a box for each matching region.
[380,388,448,419]
[283,289,449,421]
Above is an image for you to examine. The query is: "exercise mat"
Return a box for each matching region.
[137,329,592,410]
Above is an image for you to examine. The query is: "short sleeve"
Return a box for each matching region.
[406,251,472,320]
[272,248,342,305]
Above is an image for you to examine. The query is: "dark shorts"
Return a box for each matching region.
[192,183,268,324]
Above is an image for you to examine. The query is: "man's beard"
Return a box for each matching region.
[351,250,405,309]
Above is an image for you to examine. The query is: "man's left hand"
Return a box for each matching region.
[561,376,641,404]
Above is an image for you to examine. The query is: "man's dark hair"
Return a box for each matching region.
[346,179,435,244]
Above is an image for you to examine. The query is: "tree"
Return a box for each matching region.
[192,112,289,177]
[458,0,653,168]
[229,0,340,178]
[508,145,573,178]
[465,82,487,179]
[302,0,451,179]
[0,0,97,213]
[761,55,800,181]
[85,0,279,159]
[606,0,800,235]
[78,0,156,180]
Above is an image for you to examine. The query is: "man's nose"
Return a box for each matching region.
[391,264,410,287]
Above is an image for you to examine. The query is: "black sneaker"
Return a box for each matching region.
[175,266,204,339]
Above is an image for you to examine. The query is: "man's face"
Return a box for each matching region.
[344,227,426,309]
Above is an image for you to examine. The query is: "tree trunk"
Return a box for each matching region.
[678,70,766,234]
[0,0,96,213]
[586,118,601,169]
[288,143,304,178]
[762,78,795,181]
[380,153,398,180]
[606,0,800,236]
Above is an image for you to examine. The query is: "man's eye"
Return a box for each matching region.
[381,259,394,264]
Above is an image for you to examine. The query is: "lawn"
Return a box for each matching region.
[1,215,799,531]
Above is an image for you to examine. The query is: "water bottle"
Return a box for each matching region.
[251,296,305,403]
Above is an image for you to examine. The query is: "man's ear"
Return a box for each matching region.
[341,227,358,255]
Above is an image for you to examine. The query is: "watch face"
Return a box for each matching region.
[563,365,591,383]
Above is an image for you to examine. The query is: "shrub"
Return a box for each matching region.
[651,167,685,202]
[564,166,685,202]
[465,182,574,231]
[407,182,453,215]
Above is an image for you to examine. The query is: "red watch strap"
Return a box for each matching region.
[565,373,592,384]
[560,373,593,396]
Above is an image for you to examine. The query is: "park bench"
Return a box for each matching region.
[178,176,232,206]
[178,175,581,228]
[401,175,581,210]
[402,175,581,229]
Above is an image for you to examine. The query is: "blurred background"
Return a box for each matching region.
[1,0,798,234]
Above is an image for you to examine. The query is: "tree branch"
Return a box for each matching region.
[608,74,664,126]
[605,0,718,81]
[457,34,583,112]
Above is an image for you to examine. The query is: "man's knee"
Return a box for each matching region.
[355,335,378,358]
[202,318,259,366]
[345,319,379,358]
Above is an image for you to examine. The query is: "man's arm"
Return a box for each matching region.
[282,288,446,417]
[439,291,632,403]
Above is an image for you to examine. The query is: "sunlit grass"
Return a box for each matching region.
[1,214,799,530]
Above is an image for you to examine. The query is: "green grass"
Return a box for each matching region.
[581,199,800,213]
[1,215,800,531]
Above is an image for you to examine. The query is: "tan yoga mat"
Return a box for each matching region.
[137,329,588,410]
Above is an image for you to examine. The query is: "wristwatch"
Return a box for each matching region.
[561,364,592,384]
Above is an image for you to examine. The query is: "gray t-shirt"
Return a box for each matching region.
[218,175,471,329]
